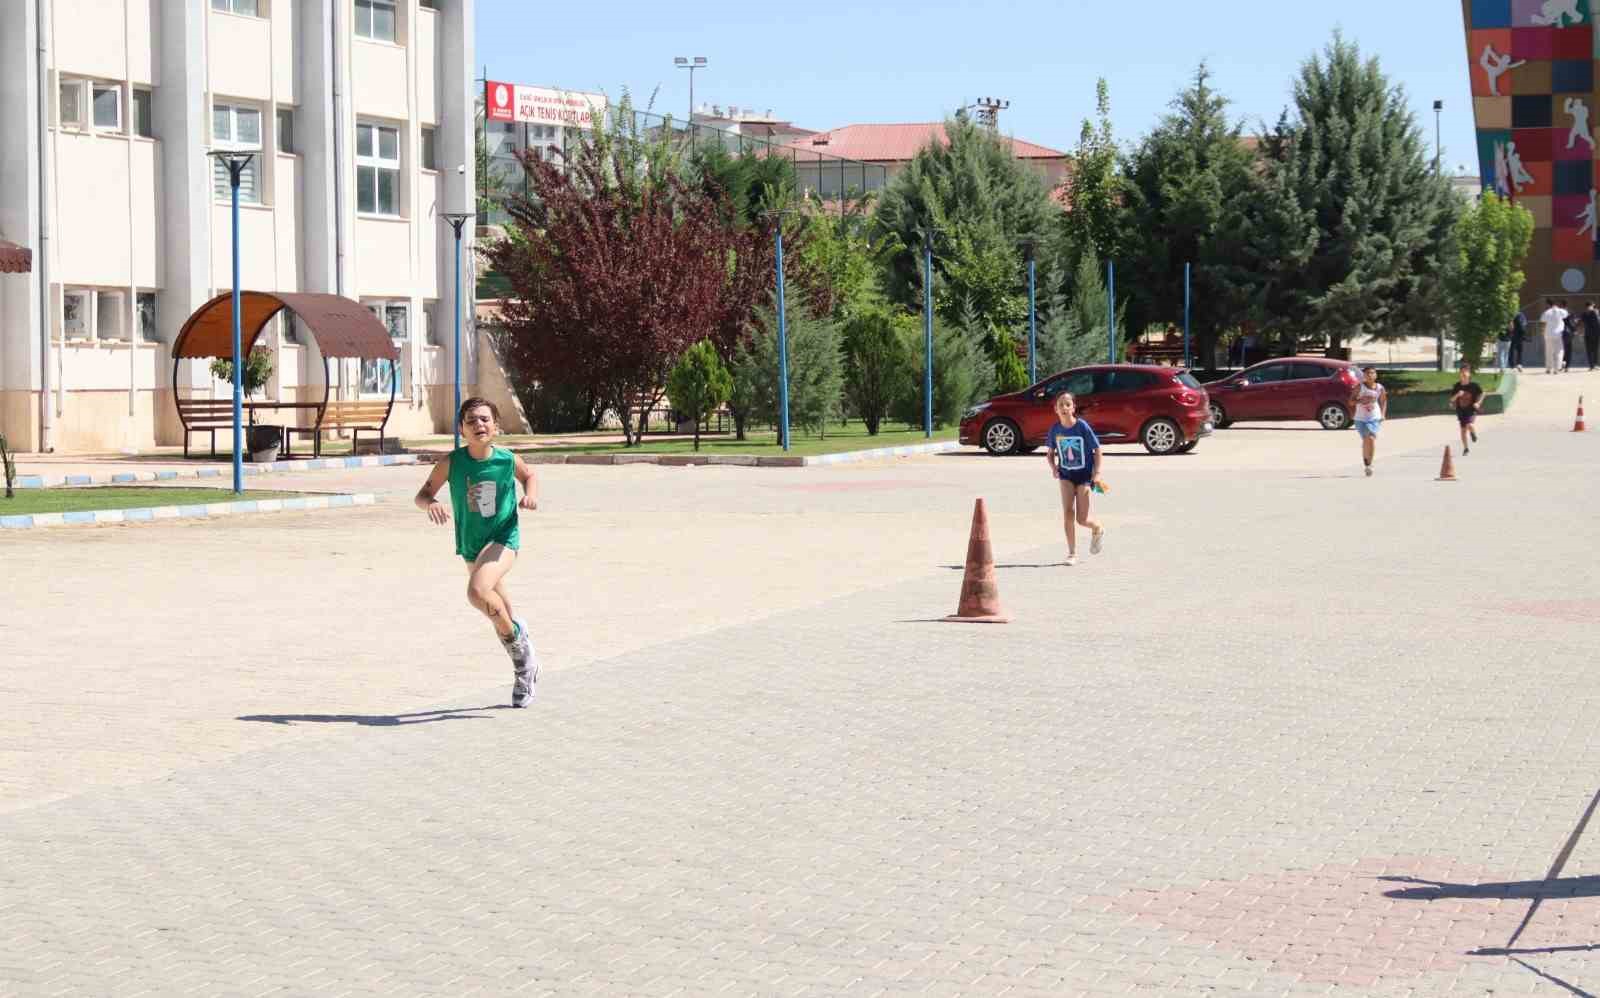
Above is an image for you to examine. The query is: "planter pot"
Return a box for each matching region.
[246,425,281,463]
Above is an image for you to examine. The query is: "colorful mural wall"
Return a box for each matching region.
[1465,0,1597,299]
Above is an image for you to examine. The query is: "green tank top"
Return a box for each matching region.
[448,445,520,560]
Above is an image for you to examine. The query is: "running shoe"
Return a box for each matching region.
[1091,528,1105,555]
[508,618,537,707]
[1364,465,1373,477]
[1463,446,1470,456]
[1063,554,1077,567]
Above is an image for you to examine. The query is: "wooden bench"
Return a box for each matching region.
[1130,341,1187,365]
[293,399,394,457]
[175,398,238,458]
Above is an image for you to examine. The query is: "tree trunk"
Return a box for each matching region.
[617,399,637,447]
[693,420,700,451]
[864,413,881,435]
[732,410,747,441]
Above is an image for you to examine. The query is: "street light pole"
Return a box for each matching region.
[1021,236,1037,384]
[441,212,474,449]
[674,56,707,129]
[1433,99,1445,372]
[923,230,935,438]
[208,149,257,495]
[775,221,791,451]
[1183,262,1192,369]
[1107,260,1116,364]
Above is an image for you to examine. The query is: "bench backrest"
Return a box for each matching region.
[321,400,392,427]
[175,398,238,428]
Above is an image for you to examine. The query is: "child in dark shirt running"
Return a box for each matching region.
[1449,362,1484,455]
[1045,393,1105,567]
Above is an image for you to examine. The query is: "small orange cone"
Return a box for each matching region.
[1436,445,1458,482]
[1575,396,1587,432]
[944,498,1010,624]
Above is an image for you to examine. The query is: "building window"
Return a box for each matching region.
[419,0,437,8]
[361,301,408,395]
[132,88,153,138]
[423,304,441,345]
[212,102,262,202]
[97,291,127,341]
[354,0,396,42]
[276,107,295,155]
[137,292,157,342]
[59,80,84,128]
[61,289,90,340]
[421,126,436,171]
[92,83,121,130]
[212,0,261,15]
[355,121,400,215]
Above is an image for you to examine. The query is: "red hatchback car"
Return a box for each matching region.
[959,364,1212,456]
[1203,358,1361,430]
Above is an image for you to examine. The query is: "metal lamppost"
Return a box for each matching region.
[922,228,938,438]
[208,148,258,495]
[1020,236,1038,383]
[1106,260,1117,364]
[1183,262,1192,369]
[441,211,474,448]
[764,207,798,450]
[1433,99,1445,372]
[674,56,707,128]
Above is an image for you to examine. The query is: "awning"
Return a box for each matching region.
[0,240,32,274]
[171,291,400,361]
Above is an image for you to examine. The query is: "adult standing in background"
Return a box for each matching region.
[1564,304,1580,372]
[1583,302,1600,371]
[1541,298,1569,374]
[1509,307,1528,371]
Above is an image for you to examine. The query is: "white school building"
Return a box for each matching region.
[0,0,494,454]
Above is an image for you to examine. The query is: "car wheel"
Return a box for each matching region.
[982,418,1021,455]
[1208,401,1231,428]
[1318,402,1350,430]
[1016,445,1039,454]
[1177,439,1198,454]
[1141,417,1182,455]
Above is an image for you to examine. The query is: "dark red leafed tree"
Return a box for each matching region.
[489,134,734,446]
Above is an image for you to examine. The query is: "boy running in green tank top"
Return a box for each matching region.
[415,398,541,706]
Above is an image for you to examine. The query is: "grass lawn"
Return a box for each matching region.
[1373,371,1504,394]
[513,421,958,457]
[1,487,302,516]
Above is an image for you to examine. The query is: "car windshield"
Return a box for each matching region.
[1173,372,1202,389]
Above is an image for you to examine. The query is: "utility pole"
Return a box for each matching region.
[674,57,707,128]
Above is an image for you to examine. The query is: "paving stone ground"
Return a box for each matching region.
[4,371,1600,996]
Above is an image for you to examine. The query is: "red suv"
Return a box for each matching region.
[959,365,1212,456]
[1204,358,1360,430]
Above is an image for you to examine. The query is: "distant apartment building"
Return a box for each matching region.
[783,122,1072,200]
[0,0,478,453]
[689,104,815,149]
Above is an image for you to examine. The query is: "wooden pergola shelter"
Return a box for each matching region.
[170,291,400,458]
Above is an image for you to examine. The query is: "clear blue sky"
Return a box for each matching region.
[476,0,1478,175]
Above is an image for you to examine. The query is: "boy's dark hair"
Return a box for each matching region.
[1362,365,1378,373]
[457,397,500,426]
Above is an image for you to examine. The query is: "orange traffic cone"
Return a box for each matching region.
[1436,445,1457,482]
[1575,396,1587,432]
[944,498,1010,624]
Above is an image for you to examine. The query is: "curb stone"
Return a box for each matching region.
[15,454,417,489]
[510,440,960,469]
[0,492,377,530]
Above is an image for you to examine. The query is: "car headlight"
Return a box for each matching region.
[961,403,990,420]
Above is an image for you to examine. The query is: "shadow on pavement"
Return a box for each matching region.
[940,563,1066,570]
[237,707,502,726]
[1380,874,1600,901]
[1509,958,1595,997]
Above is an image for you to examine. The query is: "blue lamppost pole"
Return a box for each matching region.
[1183,262,1192,369]
[441,212,474,449]
[1021,237,1038,383]
[774,221,791,451]
[1106,260,1116,364]
[208,149,257,495]
[923,230,935,438]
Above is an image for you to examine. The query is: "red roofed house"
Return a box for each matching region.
[782,122,1072,203]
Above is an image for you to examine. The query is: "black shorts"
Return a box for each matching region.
[1060,471,1094,488]
[1456,408,1477,425]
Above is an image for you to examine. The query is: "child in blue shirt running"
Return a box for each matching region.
[1044,392,1105,567]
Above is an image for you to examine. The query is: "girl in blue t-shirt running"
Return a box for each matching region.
[1045,393,1105,567]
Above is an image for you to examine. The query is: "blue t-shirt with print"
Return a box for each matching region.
[1047,419,1100,480]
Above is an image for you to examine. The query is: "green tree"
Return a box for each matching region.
[738,290,845,444]
[794,197,885,321]
[841,307,914,435]
[1120,64,1263,370]
[1259,35,1460,354]
[1056,78,1128,270]
[209,348,273,398]
[665,340,734,451]
[873,114,1054,382]
[689,143,796,227]
[1443,193,1534,367]
[1039,252,1123,374]
[890,317,991,430]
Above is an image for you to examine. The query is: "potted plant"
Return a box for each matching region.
[210,348,280,461]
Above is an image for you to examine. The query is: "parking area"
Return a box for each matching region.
[3,371,1599,994]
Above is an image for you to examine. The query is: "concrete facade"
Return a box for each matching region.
[0,0,478,453]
